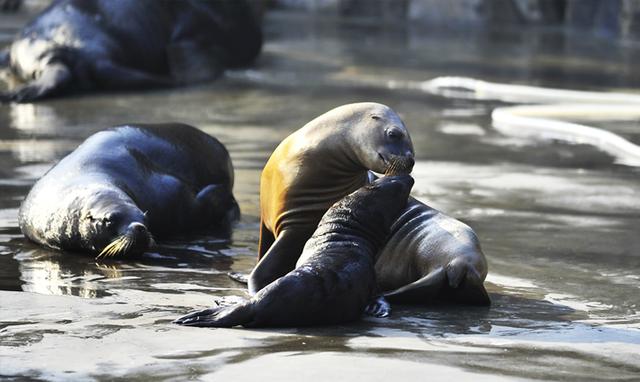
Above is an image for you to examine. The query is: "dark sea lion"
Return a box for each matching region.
[19,123,239,258]
[250,102,415,294]
[0,0,262,102]
[375,196,490,306]
[175,175,414,328]
[0,0,21,13]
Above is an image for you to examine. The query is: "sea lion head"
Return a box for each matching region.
[347,103,414,175]
[331,174,414,247]
[361,174,414,228]
[78,189,152,259]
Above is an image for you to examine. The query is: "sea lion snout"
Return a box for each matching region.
[383,154,415,175]
[381,174,414,197]
[368,174,414,205]
[126,222,148,237]
[124,222,152,250]
[96,221,152,259]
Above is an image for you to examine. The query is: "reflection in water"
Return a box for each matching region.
[8,237,247,299]
[9,103,66,133]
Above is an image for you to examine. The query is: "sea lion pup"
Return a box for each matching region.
[0,0,262,102]
[250,102,415,294]
[175,175,414,328]
[375,197,490,306]
[19,123,239,258]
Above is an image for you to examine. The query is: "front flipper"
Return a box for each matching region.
[248,227,314,295]
[174,301,254,328]
[1,63,72,103]
[257,220,275,260]
[364,296,392,318]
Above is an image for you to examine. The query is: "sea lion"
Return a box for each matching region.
[249,102,415,294]
[0,0,262,102]
[19,123,239,258]
[175,175,414,327]
[375,196,490,305]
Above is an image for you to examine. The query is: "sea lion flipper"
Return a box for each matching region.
[364,296,391,318]
[248,228,313,294]
[447,271,491,306]
[167,41,225,84]
[174,302,254,327]
[383,267,447,304]
[257,220,274,260]
[93,60,174,89]
[195,184,240,223]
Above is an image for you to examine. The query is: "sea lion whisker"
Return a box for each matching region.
[96,235,128,259]
[113,236,132,258]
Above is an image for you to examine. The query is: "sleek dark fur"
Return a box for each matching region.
[175,175,414,328]
[19,123,239,258]
[1,0,262,102]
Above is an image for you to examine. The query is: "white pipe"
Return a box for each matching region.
[492,105,640,166]
[420,76,640,105]
[421,76,640,166]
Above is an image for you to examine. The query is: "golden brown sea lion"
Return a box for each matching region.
[249,102,415,293]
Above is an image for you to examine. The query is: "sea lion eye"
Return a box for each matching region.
[371,115,381,121]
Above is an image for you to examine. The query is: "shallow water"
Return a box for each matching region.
[1,11,640,381]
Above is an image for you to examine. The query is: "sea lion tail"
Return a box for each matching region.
[173,302,254,328]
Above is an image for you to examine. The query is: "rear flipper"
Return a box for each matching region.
[364,296,391,318]
[195,184,240,225]
[167,41,225,85]
[383,266,490,306]
[92,59,174,90]
[173,301,254,327]
[443,269,491,306]
[383,266,446,304]
[1,63,72,103]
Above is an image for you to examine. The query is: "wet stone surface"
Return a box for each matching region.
[1,11,640,382]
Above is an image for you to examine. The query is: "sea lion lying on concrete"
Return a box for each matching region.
[0,0,262,102]
[19,123,239,258]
